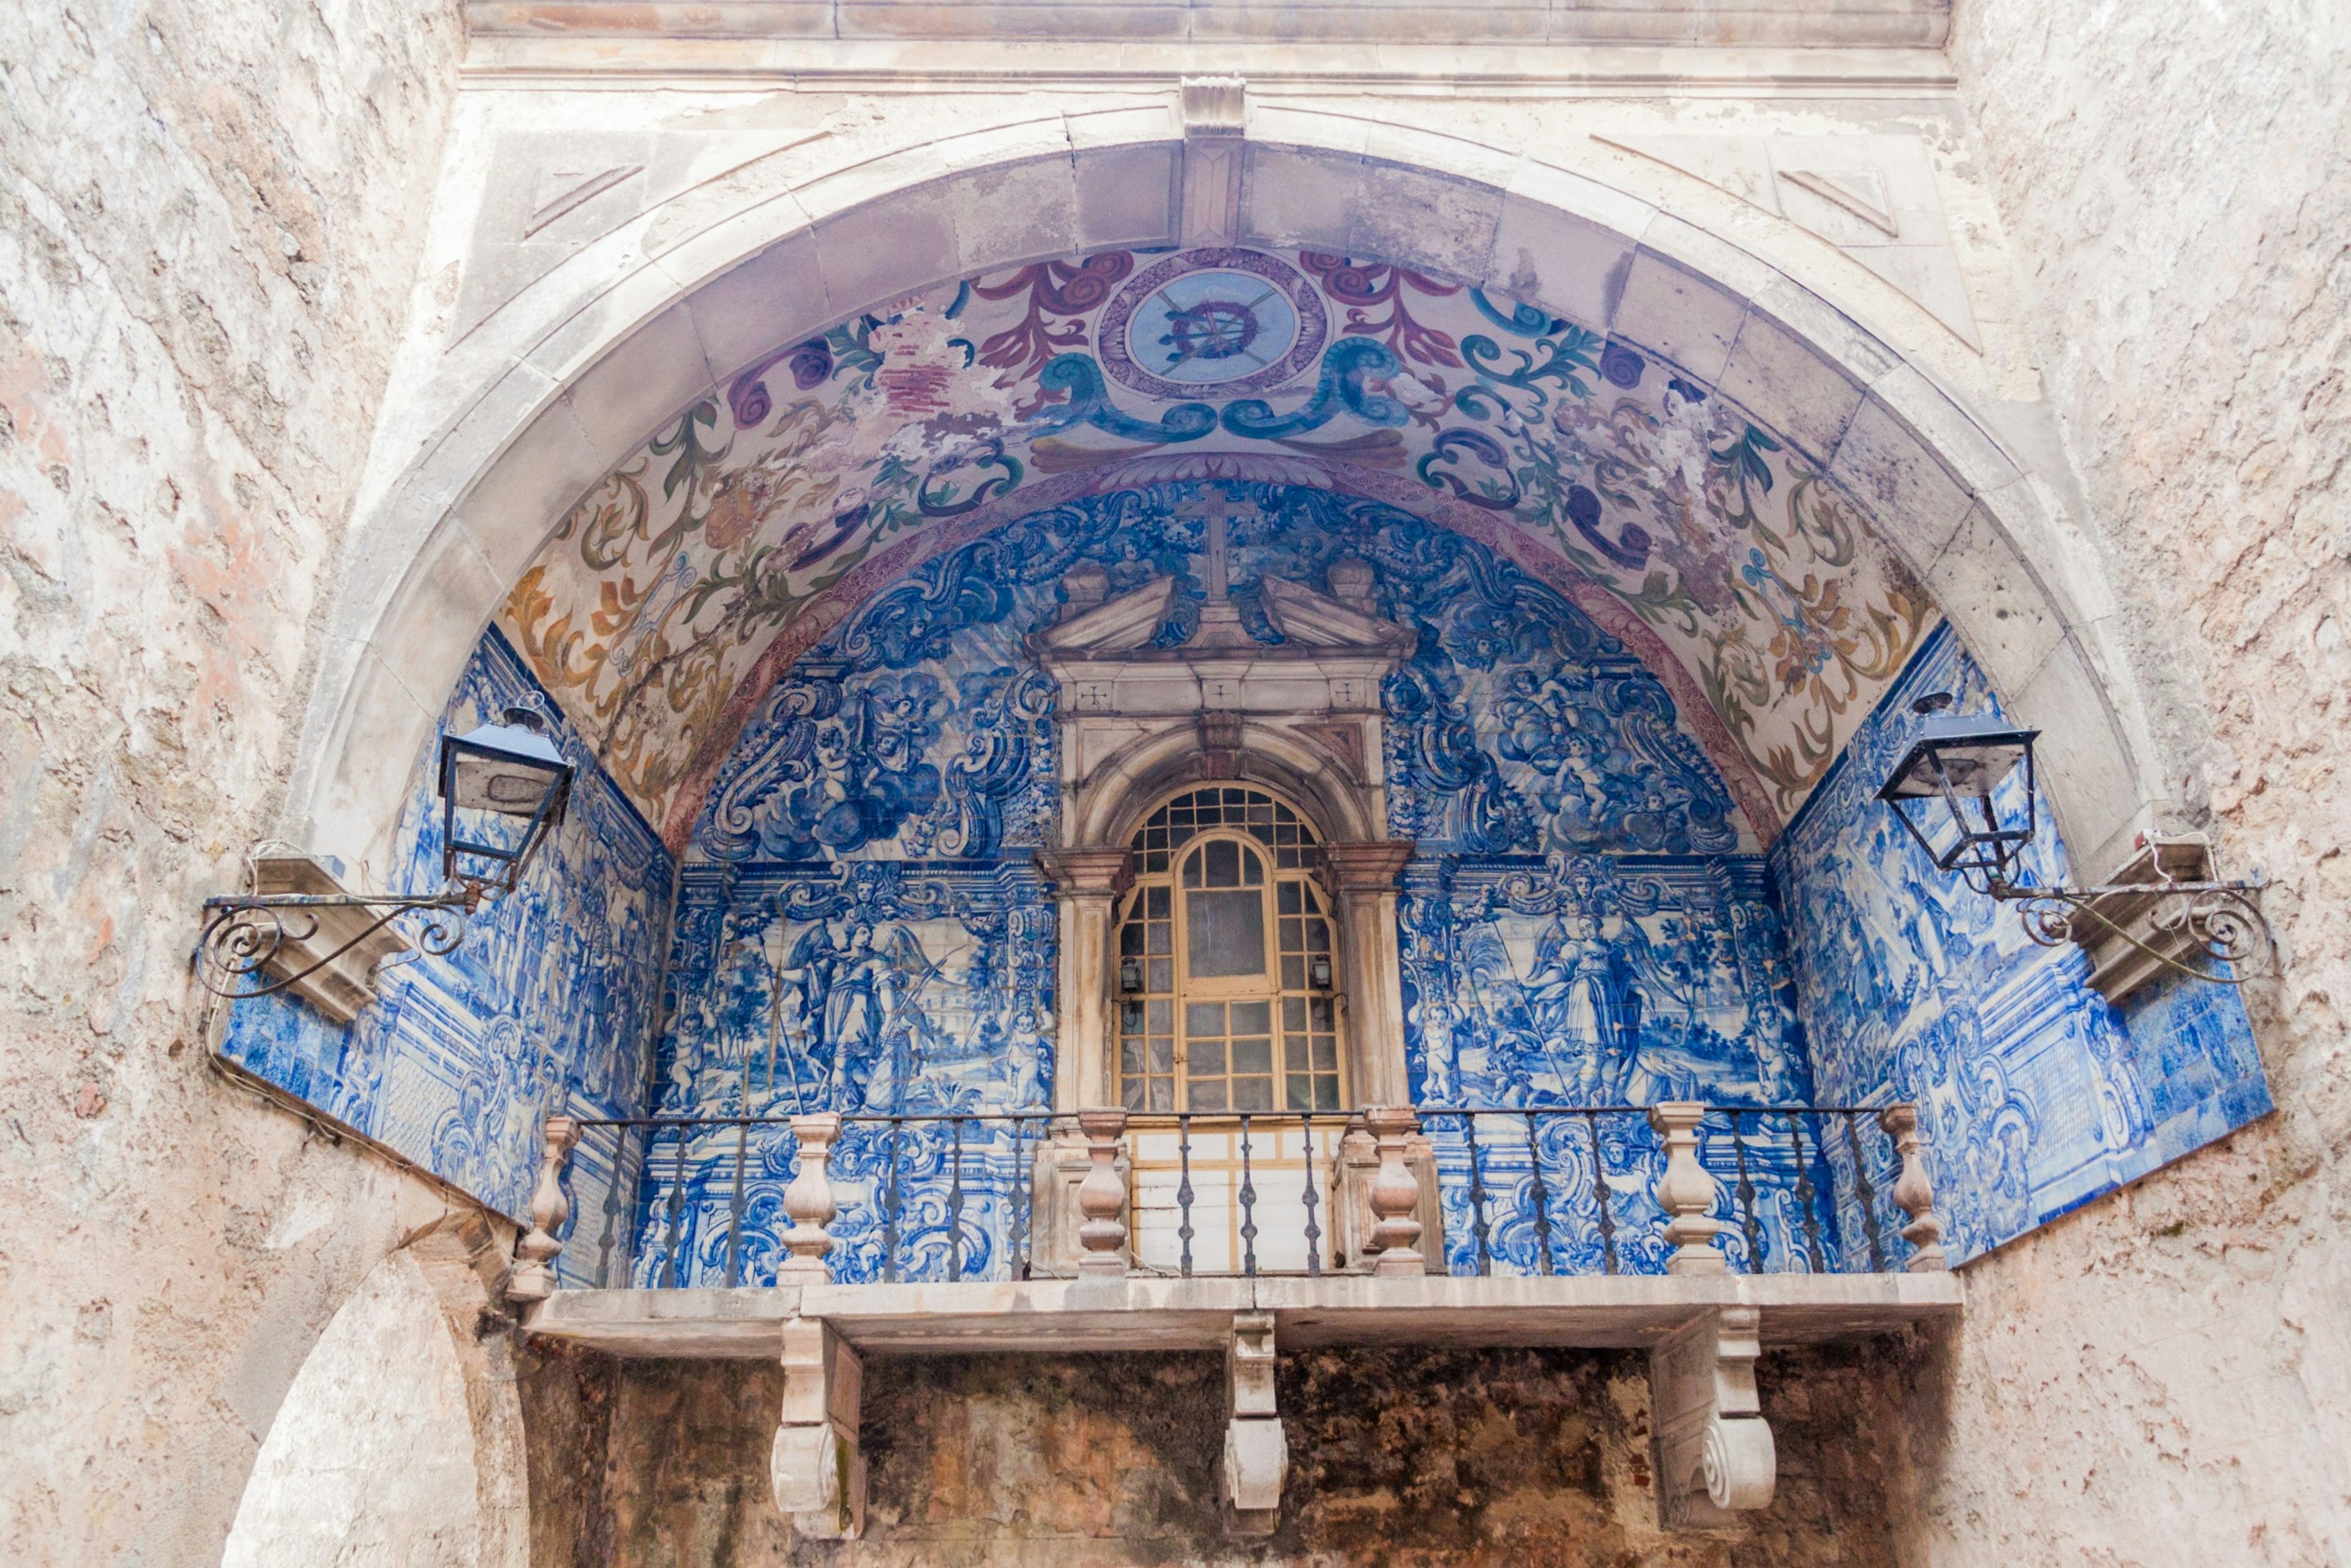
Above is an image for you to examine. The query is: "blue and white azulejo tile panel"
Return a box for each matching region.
[626,479,1801,1285]
[216,628,675,1283]
[1770,622,2271,1262]
[220,481,2271,1289]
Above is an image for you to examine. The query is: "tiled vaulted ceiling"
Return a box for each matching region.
[499,247,1937,848]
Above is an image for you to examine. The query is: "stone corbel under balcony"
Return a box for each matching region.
[533,1270,1960,1538]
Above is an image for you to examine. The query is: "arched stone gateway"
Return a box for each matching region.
[205,78,2267,1555]
[13,0,2338,1561]
[220,1227,528,1568]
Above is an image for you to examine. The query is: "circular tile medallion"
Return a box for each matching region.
[1098,249,1328,401]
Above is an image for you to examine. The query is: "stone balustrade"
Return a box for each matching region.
[1073,1106,1130,1278]
[522,1098,1948,1296]
[1648,1101,1728,1277]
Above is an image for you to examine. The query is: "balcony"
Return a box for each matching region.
[518,1101,1957,1536]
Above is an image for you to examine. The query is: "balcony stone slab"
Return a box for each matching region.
[524,1270,1959,1359]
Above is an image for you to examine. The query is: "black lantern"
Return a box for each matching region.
[1119,955,1144,994]
[1874,695,2039,893]
[1309,953,1334,990]
[438,706,575,898]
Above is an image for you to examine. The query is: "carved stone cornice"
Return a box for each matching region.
[1034,847,1136,899]
[1319,840,1417,893]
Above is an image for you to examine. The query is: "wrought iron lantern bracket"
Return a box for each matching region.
[195,882,476,1008]
[1982,861,2274,989]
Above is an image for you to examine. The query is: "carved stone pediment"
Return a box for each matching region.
[1038,572,1414,664]
[1037,571,1417,722]
[1038,576,1179,656]
[1256,576,1417,657]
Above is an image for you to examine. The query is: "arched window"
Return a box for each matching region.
[1116,787,1343,1114]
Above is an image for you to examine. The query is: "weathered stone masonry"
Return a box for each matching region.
[540,1341,1922,1567]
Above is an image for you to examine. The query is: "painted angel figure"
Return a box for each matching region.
[777,921,844,1091]
[1001,1007,1048,1108]
[817,921,943,1114]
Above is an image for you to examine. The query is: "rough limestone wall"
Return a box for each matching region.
[0,0,465,1560]
[588,1343,1918,1566]
[1908,2,2351,1563]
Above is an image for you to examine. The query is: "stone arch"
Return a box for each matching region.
[1072,716,1384,851]
[219,1223,528,1568]
[290,108,2154,888]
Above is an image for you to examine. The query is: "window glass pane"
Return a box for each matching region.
[1125,793,1340,1118]
[1187,889,1266,977]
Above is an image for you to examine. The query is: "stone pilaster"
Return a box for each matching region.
[1035,847,1136,1115]
[1318,841,1417,1108]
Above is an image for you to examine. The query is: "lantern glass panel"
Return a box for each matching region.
[1880,737,2032,800]
[447,748,568,816]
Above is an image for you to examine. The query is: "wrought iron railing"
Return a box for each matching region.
[514,1102,1948,1295]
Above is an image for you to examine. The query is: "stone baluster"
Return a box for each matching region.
[1877,1104,1949,1272]
[1648,1103,1726,1276]
[1075,1106,1130,1277]
[778,1112,842,1282]
[508,1115,580,1303]
[1363,1105,1426,1277]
